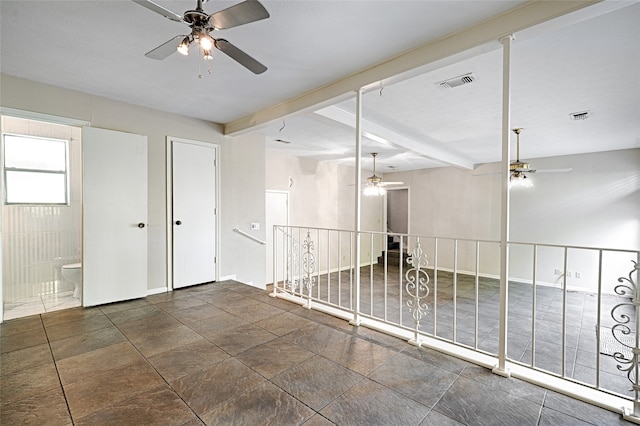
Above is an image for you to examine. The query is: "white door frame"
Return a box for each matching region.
[0,108,89,323]
[166,136,220,291]
[266,190,290,285]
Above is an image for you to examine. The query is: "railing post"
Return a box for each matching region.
[270,225,278,297]
[493,33,513,378]
[351,88,363,326]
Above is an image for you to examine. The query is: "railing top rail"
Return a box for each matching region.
[509,240,640,254]
[274,224,639,255]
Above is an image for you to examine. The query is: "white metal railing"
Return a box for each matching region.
[271,225,640,420]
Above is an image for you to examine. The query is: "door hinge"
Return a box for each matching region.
[214,256,217,264]
[214,208,217,215]
[214,159,216,167]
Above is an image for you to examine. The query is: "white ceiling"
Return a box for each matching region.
[1,1,639,173]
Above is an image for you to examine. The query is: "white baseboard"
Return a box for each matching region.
[147,286,168,296]
[219,274,237,281]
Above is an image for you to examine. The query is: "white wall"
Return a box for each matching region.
[265,150,385,271]
[220,133,266,287]
[0,74,267,294]
[386,148,640,292]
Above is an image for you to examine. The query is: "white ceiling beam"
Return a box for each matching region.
[315,106,475,170]
[224,0,600,136]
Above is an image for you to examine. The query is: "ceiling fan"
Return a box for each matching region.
[363,153,404,196]
[132,0,269,74]
[509,128,571,188]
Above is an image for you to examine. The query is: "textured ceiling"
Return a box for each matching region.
[1,1,639,172]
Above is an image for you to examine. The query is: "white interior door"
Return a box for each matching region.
[266,191,289,285]
[172,139,217,289]
[83,127,148,306]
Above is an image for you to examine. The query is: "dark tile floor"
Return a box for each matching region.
[0,280,634,425]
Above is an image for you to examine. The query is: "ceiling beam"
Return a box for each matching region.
[315,106,475,170]
[224,0,600,136]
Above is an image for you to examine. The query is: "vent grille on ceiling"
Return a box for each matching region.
[570,110,591,121]
[437,73,476,89]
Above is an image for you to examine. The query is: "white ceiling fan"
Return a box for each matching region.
[363,153,404,196]
[509,128,572,188]
[132,0,269,74]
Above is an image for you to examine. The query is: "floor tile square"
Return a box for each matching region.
[434,376,542,426]
[170,358,265,415]
[0,387,71,426]
[320,334,397,375]
[146,339,229,381]
[74,385,197,425]
[235,337,314,378]
[56,341,145,385]
[205,323,278,355]
[0,343,52,376]
[64,361,165,419]
[201,381,314,425]
[271,355,362,411]
[49,326,127,361]
[320,378,430,425]
[370,352,457,407]
[0,362,61,406]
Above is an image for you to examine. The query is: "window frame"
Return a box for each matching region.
[2,132,71,206]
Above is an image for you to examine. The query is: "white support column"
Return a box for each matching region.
[493,34,513,378]
[351,88,363,326]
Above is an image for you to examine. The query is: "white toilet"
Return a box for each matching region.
[62,263,82,299]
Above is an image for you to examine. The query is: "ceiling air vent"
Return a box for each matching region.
[570,110,591,121]
[437,73,476,89]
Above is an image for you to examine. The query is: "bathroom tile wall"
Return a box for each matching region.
[1,116,82,301]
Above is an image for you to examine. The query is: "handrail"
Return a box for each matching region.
[233,228,266,245]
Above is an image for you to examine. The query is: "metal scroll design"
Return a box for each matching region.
[302,231,316,306]
[610,260,640,397]
[405,238,430,344]
[286,237,300,293]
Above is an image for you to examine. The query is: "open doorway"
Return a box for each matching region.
[385,188,409,262]
[1,115,83,320]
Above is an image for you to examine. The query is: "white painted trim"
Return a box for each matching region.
[147,287,167,296]
[219,274,237,281]
[166,137,221,290]
[0,107,90,127]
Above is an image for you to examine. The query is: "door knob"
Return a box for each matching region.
[138,223,146,228]
[175,220,182,225]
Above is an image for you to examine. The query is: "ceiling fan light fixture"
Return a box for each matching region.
[177,37,190,55]
[364,184,386,197]
[509,171,533,189]
[203,49,213,60]
[199,33,213,51]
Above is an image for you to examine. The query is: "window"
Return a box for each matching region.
[3,134,69,205]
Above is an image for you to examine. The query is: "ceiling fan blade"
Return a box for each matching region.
[145,35,185,60]
[214,39,267,74]
[209,0,270,29]
[533,168,573,173]
[131,0,183,22]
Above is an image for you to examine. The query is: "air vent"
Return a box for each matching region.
[570,110,591,121]
[437,73,476,89]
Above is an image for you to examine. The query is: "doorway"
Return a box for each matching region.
[265,190,289,285]
[385,187,409,251]
[167,138,219,289]
[1,115,84,320]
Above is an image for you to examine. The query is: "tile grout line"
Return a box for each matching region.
[39,313,76,426]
